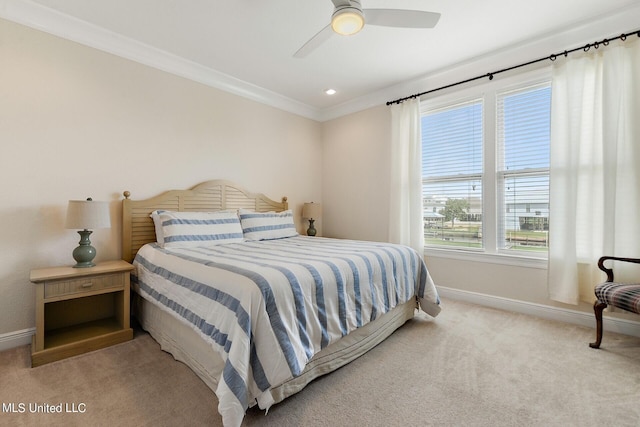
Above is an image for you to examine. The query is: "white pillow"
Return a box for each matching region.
[238,209,298,241]
[156,210,244,248]
[150,210,167,245]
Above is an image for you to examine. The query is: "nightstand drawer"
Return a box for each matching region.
[44,273,124,299]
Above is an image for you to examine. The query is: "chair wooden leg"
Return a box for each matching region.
[589,301,607,349]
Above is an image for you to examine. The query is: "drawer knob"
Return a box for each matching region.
[81,283,94,288]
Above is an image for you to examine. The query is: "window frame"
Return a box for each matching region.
[420,67,551,269]
[422,97,484,252]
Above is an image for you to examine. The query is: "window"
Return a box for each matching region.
[497,84,551,253]
[422,100,483,249]
[421,72,551,259]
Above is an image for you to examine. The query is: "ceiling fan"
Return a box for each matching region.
[294,0,441,58]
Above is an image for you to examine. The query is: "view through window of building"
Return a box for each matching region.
[497,84,550,253]
[422,100,483,249]
[421,80,551,256]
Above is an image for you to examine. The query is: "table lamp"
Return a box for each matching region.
[65,198,111,268]
[302,202,322,237]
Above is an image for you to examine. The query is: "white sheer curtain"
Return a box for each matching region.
[548,38,640,305]
[389,98,424,253]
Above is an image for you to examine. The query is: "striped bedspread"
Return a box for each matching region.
[132,236,440,426]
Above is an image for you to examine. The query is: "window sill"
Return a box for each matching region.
[423,247,548,269]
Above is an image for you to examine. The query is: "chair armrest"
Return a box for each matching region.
[597,256,640,282]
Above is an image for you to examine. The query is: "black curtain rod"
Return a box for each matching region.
[386,29,640,106]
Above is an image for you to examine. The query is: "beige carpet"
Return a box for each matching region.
[2,298,640,427]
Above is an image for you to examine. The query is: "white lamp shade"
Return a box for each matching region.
[65,199,111,230]
[302,203,322,219]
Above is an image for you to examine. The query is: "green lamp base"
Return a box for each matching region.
[306,219,317,237]
[72,230,97,268]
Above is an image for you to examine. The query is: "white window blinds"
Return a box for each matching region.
[497,84,551,252]
[422,100,483,248]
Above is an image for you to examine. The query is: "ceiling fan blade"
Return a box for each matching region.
[364,9,441,28]
[294,24,334,58]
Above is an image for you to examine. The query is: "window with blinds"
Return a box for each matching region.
[497,84,551,253]
[421,75,551,256]
[422,100,484,249]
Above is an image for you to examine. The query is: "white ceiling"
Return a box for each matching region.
[4,0,640,120]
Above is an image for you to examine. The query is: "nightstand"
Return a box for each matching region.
[29,260,134,367]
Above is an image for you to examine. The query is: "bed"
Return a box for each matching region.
[122,180,441,426]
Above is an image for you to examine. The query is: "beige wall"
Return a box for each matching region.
[321,105,391,242]
[0,19,322,335]
[4,7,640,341]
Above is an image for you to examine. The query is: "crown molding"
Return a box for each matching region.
[3,1,639,123]
[0,0,322,121]
[320,2,640,122]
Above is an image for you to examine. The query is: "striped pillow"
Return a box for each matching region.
[238,209,298,241]
[158,211,244,248]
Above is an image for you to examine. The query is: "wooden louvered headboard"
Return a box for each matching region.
[121,179,288,262]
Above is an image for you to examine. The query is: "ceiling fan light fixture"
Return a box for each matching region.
[331,8,365,36]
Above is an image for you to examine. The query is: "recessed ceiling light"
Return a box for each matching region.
[325,89,337,95]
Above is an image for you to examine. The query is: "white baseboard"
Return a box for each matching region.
[1,289,638,352]
[438,286,640,339]
[0,328,34,353]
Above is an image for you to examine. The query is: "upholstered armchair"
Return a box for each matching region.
[590,256,640,349]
